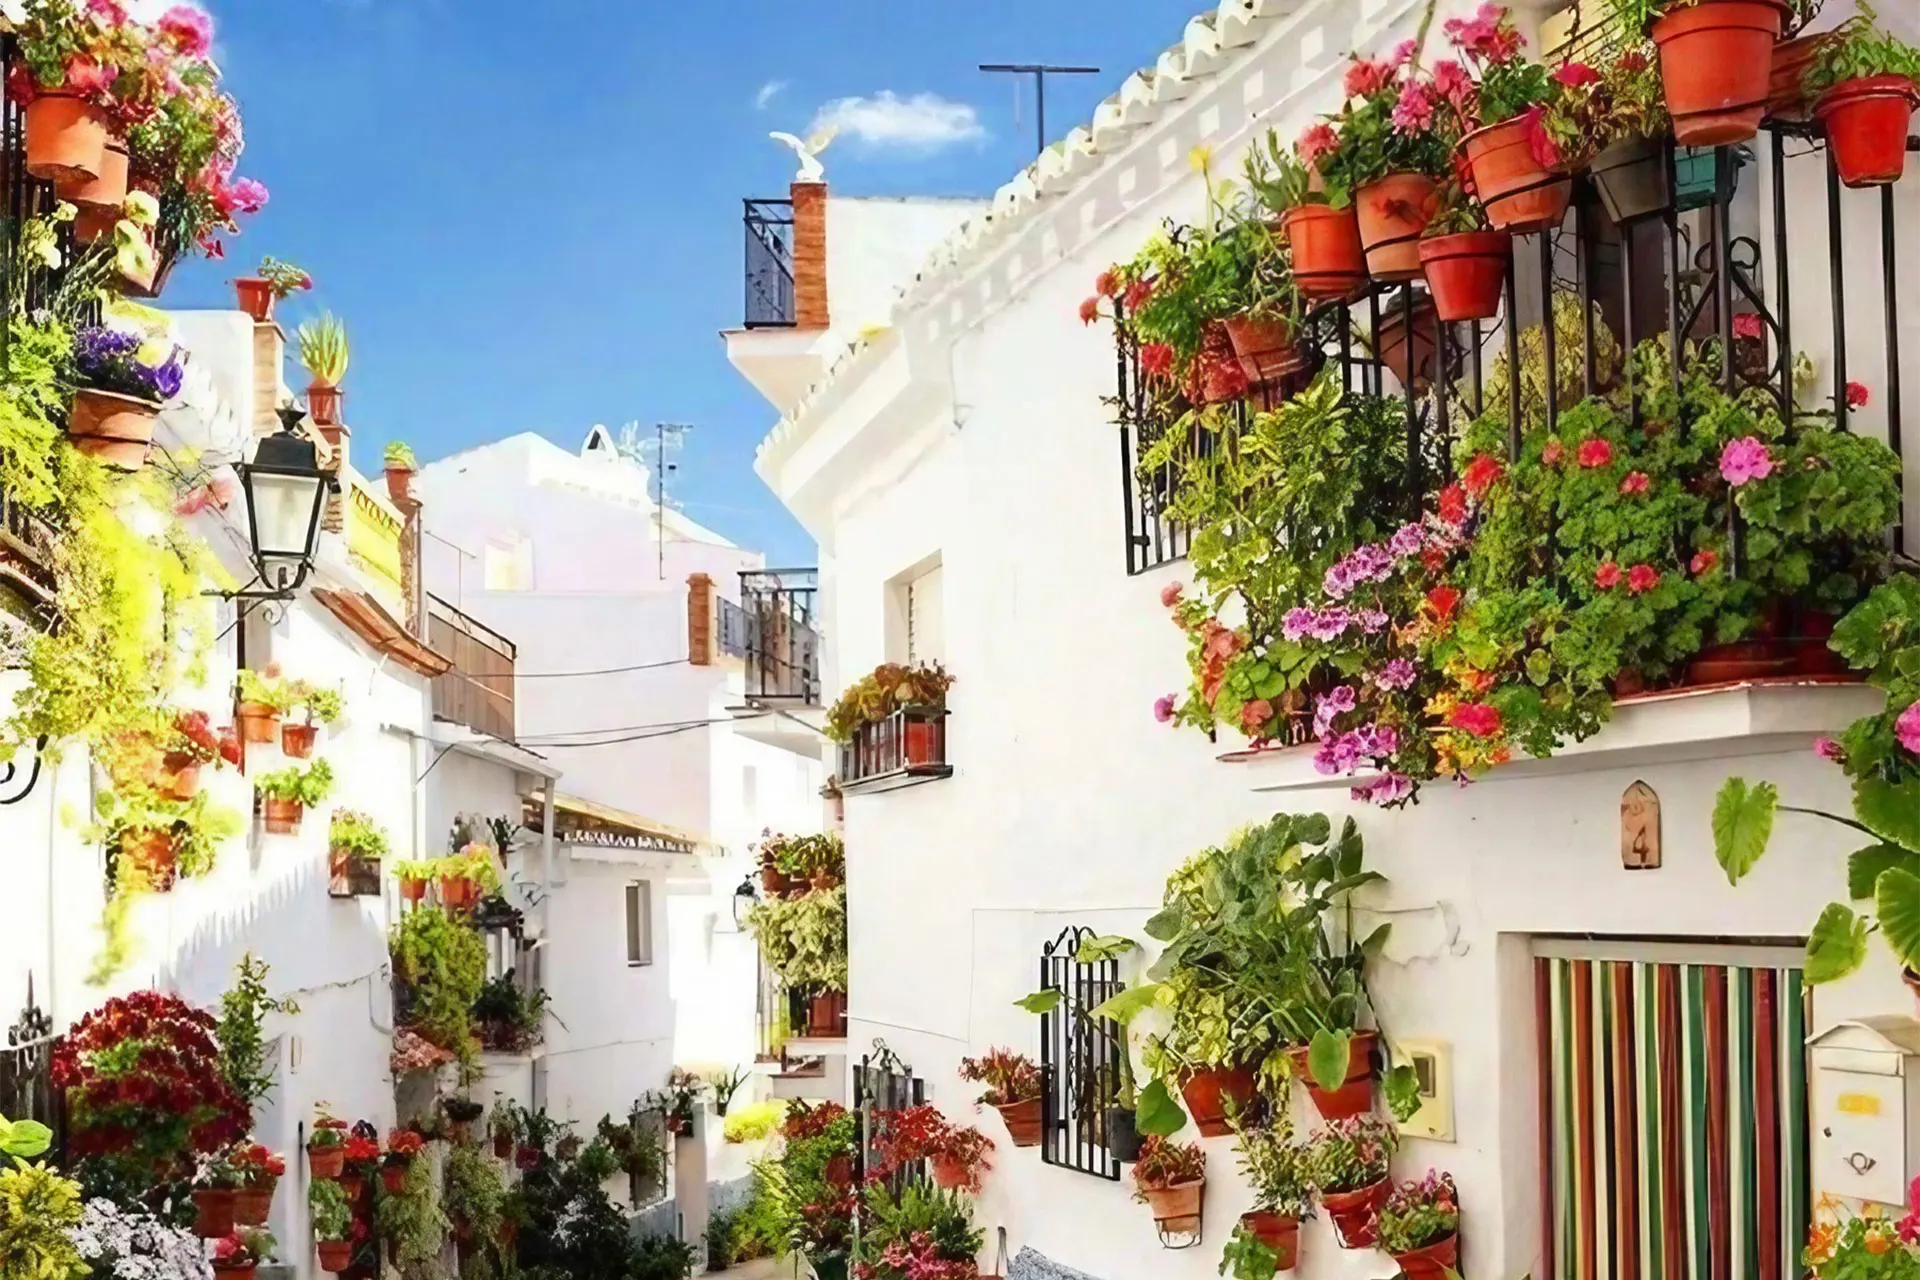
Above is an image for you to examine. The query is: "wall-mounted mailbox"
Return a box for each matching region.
[1808,1016,1920,1207]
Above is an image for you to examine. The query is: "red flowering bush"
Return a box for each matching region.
[341,1135,381,1166]
[871,1105,994,1190]
[51,990,249,1185]
[781,1099,851,1141]
[230,1141,284,1186]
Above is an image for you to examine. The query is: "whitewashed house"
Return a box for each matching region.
[730,1,1920,1279]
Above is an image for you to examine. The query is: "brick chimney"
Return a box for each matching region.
[687,573,714,665]
[791,180,829,329]
[250,320,282,436]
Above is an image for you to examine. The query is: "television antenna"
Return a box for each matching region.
[631,422,692,581]
[978,63,1101,158]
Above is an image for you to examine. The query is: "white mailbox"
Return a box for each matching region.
[1808,1017,1920,1208]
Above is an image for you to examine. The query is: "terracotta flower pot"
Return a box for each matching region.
[1223,313,1308,388]
[1652,0,1787,146]
[993,1095,1043,1147]
[121,241,176,300]
[1391,1232,1461,1280]
[1589,136,1673,227]
[1142,1179,1204,1232]
[337,1174,364,1203]
[440,875,479,911]
[67,389,159,471]
[212,1265,255,1280]
[493,1133,514,1159]
[1685,641,1792,686]
[1816,76,1918,188]
[809,989,847,1037]
[1178,1063,1261,1137]
[1375,296,1439,394]
[1767,31,1833,121]
[54,136,129,210]
[24,92,108,182]
[121,827,178,889]
[929,1153,973,1190]
[307,383,345,428]
[399,876,428,903]
[236,702,281,744]
[234,278,275,323]
[382,1164,408,1195]
[810,871,839,892]
[1282,204,1368,300]
[1240,1212,1300,1271]
[385,465,414,504]
[1458,119,1572,234]
[233,1182,274,1226]
[262,796,304,835]
[73,204,117,245]
[761,866,788,895]
[281,722,317,758]
[1289,1030,1378,1121]
[161,752,202,802]
[316,1240,353,1274]
[308,1144,345,1180]
[1321,1176,1390,1247]
[1352,173,1437,281]
[1791,608,1850,676]
[1419,231,1510,322]
[191,1187,236,1238]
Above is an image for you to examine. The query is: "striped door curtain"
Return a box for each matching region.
[1534,943,1810,1280]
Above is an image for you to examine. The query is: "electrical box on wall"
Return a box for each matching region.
[1393,1038,1454,1142]
[1807,1017,1920,1208]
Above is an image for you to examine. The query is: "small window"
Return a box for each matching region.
[885,558,944,666]
[624,881,653,966]
[485,534,533,591]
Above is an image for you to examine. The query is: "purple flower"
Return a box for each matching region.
[1389,523,1427,558]
[1324,544,1393,599]
[1353,771,1413,805]
[1359,609,1389,635]
[1374,658,1417,691]
[1897,701,1920,755]
[1153,694,1176,724]
[1309,607,1353,641]
[1314,685,1357,736]
[1313,734,1363,776]
[149,356,184,401]
[1718,437,1775,487]
[72,326,181,404]
[1282,607,1317,642]
[1354,722,1400,758]
[1323,561,1356,598]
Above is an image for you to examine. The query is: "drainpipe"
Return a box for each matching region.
[539,777,556,939]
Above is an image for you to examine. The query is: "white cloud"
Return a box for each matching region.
[754,80,788,110]
[807,91,985,152]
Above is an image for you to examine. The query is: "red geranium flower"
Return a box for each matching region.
[1847,381,1870,408]
[1448,702,1503,738]
[1095,270,1118,298]
[1460,454,1504,498]
[1122,278,1153,312]
[1691,549,1719,576]
[1541,440,1566,466]
[1436,484,1468,526]
[1139,343,1175,378]
[1619,471,1650,496]
[1078,297,1100,325]
[1425,585,1463,623]
[1577,438,1614,468]
[1627,564,1660,594]
[1595,561,1623,589]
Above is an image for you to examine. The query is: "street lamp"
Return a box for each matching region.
[732,876,758,929]
[230,403,335,600]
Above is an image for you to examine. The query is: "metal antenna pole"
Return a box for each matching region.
[641,421,691,582]
[979,63,1100,158]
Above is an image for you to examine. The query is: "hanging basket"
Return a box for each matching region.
[236,702,281,745]
[1589,136,1673,226]
[1281,203,1368,301]
[1419,231,1510,322]
[233,1181,275,1226]
[67,389,159,472]
[1390,1232,1461,1280]
[24,92,108,182]
[1815,76,1918,188]
[1652,0,1787,146]
[1289,1030,1378,1122]
[1457,119,1572,234]
[993,1095,1043,1147]
[1177,1063,1261,1137]
[1352,173,1436,281]
[1239,1212,1300,1272]
[1321,1176,1390,1247]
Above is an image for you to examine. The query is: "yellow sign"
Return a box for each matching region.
[1839,1092,1883,1117]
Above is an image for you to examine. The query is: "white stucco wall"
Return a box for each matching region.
[825,197,985,337]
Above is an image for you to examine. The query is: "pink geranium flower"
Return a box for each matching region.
[1391,80,1435,134]
[158,5,215,59]
[1718,437,1774,486]
[1619,471,1650,496]
[1897,701,1920,755]
[1627,564,1660,594]
[1732,313,1762,340]
[1690,548,1719,576]
[1432,59,1473,107]
[1297,122,1339,167]
[1153,695,1176,724]
[1595,561,1622,589]
[1159,581,1184,608]
[1813,737,1846,762]
[1541,439,1566,466]
[1078,297,1100,325]
[1847,381,1870,408]
[1344,57,1395,99]
[1577,438,1613,468]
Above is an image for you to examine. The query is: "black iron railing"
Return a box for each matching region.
[1040,927,1124,1182]
[717,595,752,661]
[0,984,64,1160]
[855,1042,926,1195]
[740,568,821,704]
[1117,126,1916,576]
[744,198,796,329]
[3,34,104,344]
[839,708,951,793]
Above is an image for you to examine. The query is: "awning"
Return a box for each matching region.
[312,587,452,678]
[522,792,702,856]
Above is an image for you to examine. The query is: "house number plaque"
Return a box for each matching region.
[1621,781,1661,870]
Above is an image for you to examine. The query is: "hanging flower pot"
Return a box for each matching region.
[1815,76,1919,187]
[992,1095,1043,1147]
[398,874,429,904]
[24,92,108,182]
[191,1188,236,1238]
[161,752,202,802]
[1589,136,1673,226]
[212,1261,256,1280]
[1281,204,1368,300]
[1142,1179,1205,1238]
[493,1132,514,1159]
[315,1241,354,1274]
[1352,173,1437,281]
[308,1143,346,1180]
[262,796,304,835]
[308,383,346,427]
[1374,296,1439,394]
[236,701,281,745]
[233,1182,275,1227]
[234,278,276,323]
[1222,313,1308,388]
[1177,1064,1261,1138]
[53,136,129,210]
[1419,231,1510,322]
[121,827,178,890]
[440,874,480,911]
[1239,1212,1300,1272]
[1321,1177,1390,1247]
[1457,119,1572,234]
[1289,1031,1378,1121]
[281,722,318,758]
[1390,1232,1461,1280]
[1652,0,1787,146]
[1106,1105,1143,1163]
[67,389,159,471]
[1767,31,1834,120]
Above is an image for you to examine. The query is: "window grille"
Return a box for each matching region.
[624,881,653,966]
[855,1040,926,1195]
[1039,927,1123,1182]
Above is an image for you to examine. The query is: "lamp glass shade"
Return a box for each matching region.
[246,468,325,565]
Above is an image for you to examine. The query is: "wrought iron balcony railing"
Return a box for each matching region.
[744,198,796,329]
[839,708,951,794]
[740,568,821,705]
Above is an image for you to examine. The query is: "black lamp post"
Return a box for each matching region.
[227,403,336,600]
[732,876,758,929]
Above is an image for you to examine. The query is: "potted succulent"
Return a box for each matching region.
[959,1049,1043,1148]
[1228,1118,1314,1273]
[327,810,389,898]
[298,313,351,432]
[1418,180,1510,323]
[1375,1171,1461,1278]
[1436,6,1571,234]
[382,1129,424,1195]
[231,1143,285,1227]
[1245,128,1367,302]
[236,257,311,323]
[1804,12,1920,187]
[68,325,184,470]
[1306,1115,1398,1248]
[1317,51,1451,280]
[1131,1136,1206,1241]
[309,1178,354,1273]
[307,1112,350,1180]
[282,682,344,758]
[192,1147,244,1238]
[235,668,292,746]
[1537,47,1674,225]
[384,442,418,504]
[255,758,334,835]
[210,1229,272,1280]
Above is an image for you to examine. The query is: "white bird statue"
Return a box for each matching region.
[769,127,839,183]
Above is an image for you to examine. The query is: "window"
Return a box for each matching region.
[885,557,944,666]
[484,534,533,591]
[624,881,653,966]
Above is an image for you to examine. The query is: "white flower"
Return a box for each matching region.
[113,222,157,279]
[122,190,159,228]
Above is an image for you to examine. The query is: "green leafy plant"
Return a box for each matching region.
[1375,1170,1459,1254]
[631,1233,698,1280]
[1804,6,1920,95]
[375,1149,449,1273]
[1130,1135,1205,1199]
[442,1142,505,1243]
[309,1178,352,1242]
[855,1182,983,1280]
[958,1049,1040,1106]
[1537,46,1669,168]
[1304,1114,1397,1194]
[390,906,487,1062]
[0,1155,87,1280]
[288,681,345,726]
[823,663,953,744]
[744,886,847,993]
[1314,53,1452,200]
[598,1108,670,1201]
[1231,1114,1313,1217]
[1219,1222,1281,1280]
[218,953,300,1107]
[257,257,312,301]
[254,757,334,806]
[472,971,546,1053]
[236,668,294,713]
[328,810,389,863]
[296,313,350,386]
[706,1065,750,1115]
[723,1100,786,1144]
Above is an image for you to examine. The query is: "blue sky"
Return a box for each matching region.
[176,0,1207,565]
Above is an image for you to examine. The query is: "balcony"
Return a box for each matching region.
[0,484,57,612]
[839,708,951,794]
[723,194,837,414]
[741,568,821,705]
[428,594,517,741]
[743,199,796,329]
